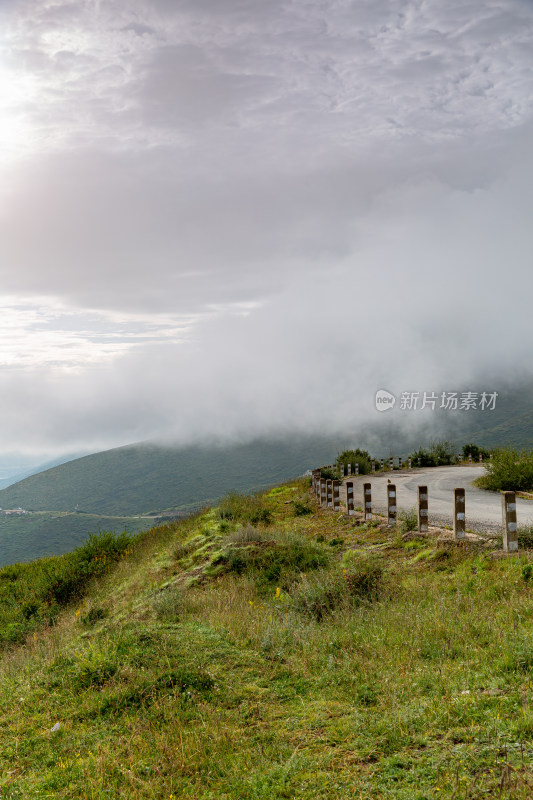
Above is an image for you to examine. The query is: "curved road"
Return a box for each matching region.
[342,466,533,530]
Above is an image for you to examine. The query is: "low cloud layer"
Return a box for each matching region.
[0,0,532,457]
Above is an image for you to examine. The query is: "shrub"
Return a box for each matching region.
[293,501,312,516]
[337,448,374,475]
[479,447,533,493]
[398,506,418,534]
[518,525,533,549]
[462,443,491,462]
[152,588,185,620]
[217,528,329,585]
[409,440,456,468]
[293,560,383,621]
[81,606,108,626]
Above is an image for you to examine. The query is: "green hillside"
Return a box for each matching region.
[455,409,533,450]
[0,480,532,797]
[0,512,153,568]
[0,437,349,517]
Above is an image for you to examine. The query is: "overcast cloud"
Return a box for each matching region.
[0,0,532,457]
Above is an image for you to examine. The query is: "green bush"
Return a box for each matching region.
[518,525,533,549]
[293,560,383,621]
[217,528,329,585]
[293,501,312,517]
[0,529,138,650]
[462,443,491,462]
[398,506,418,534]
[478,447,533,493]
[409,440,456,468]
[337,448,374,475]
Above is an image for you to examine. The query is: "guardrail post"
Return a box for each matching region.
[363,483,372,521]
[453,488,465,539]
[418,485,428,533]
[333,480,340,511]
[346,481,355,516]
[387,484,397,527]
[502,491,518,553]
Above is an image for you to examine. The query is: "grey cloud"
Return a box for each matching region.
[0,0,532,457]
[139,43,279,128]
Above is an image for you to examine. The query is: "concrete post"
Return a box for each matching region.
[418,485,428,533]
[333,480,340,512]
[320,479,326,507]
[380,458,384,472]
[479,453,483,464]
[398,456,403,470]
[363,482,372,521]
[355,462,359,476]
[387,484,397,527]
[468,453,472,464]
[346,481,355,516]
[490,453,493,461]
[408,457,412,469]
[389,457,394,471]
[326,480,333,508]
[458,454,462,464]
[347,462,352,476]
[502,491,518,553]
[453,488,466,539]
[371,460,376,473]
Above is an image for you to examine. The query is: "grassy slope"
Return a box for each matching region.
[0,481,533,798]
[0,512,153,568]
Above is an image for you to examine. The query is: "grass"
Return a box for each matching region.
[0,478,532,797]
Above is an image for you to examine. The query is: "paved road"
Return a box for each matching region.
[342,466,533,530]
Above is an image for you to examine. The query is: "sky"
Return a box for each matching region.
[0,0,532,462]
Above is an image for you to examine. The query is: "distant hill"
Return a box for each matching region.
[0,437,350,517]
[1,388,532,520]
[0,452,87,490]
[0,512,153,568]
[453,409,533,450]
